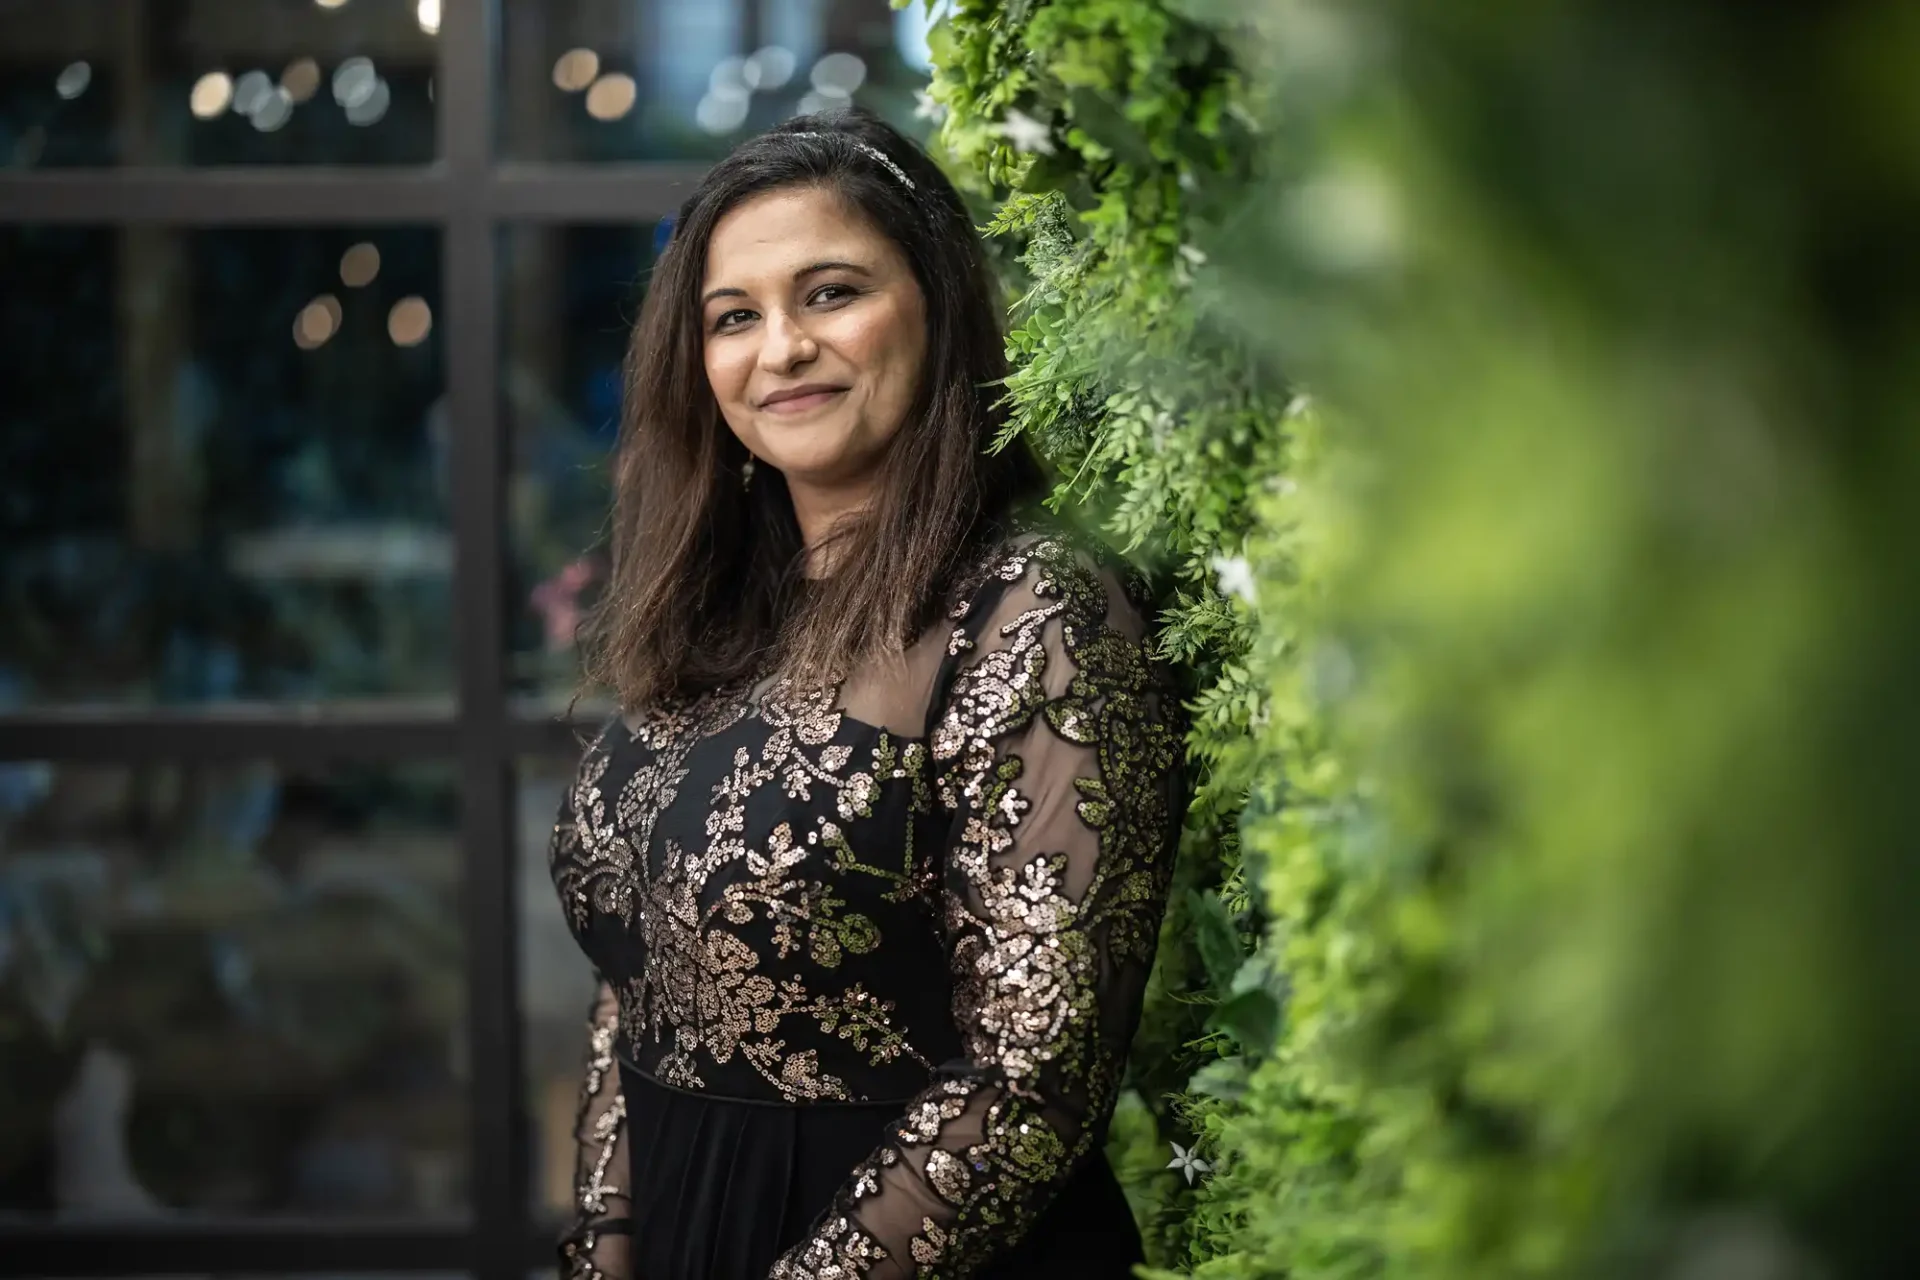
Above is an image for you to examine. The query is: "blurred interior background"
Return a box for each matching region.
[0,1,934,1275]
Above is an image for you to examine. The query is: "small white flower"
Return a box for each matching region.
[912,88,946,123]
[1211,554,1256,604]
[1167,1140,1212,1185]
[1177,243,1207,267]
[995,108,1055,155]
[1284,392,1312,419]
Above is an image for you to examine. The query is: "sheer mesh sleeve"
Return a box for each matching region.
[560,977,633,1280]
[770,539,1183,1279]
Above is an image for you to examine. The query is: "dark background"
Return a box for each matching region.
[0,1,933,1275]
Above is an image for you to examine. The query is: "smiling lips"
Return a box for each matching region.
[758,383,848,415]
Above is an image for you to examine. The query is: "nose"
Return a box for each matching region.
[757,308,817,374]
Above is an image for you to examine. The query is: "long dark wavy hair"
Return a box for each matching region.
[580,108,1048,712]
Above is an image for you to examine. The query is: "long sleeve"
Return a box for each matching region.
[559,977,634,1280]
[770,541,1183,1279]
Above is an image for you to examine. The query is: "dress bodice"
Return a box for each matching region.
[554,673,964,1104]
[549,532,1187,1280]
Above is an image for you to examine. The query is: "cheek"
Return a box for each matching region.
[703,340,752,409]
[841,301,926,406]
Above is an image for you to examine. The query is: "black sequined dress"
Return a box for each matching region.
[547,534,1184,1280]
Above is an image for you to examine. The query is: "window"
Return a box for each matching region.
[0,0,437,168]
[1,761,465,1216]
[0,3,925,1276]
[2,225,449,707]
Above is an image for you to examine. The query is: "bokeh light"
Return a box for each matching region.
[190,72,234,119]
[584,73,637,122]
[345,78,392,126]
[388,297,433,347]
[553,49,601,93]
[251,87,295,132]
[746,46,797,91]
[810,52,867,94]
[232,70,274,117]
[294,294,342,350]
[697,57,751,136]
[333,57,378,109]
[281,57,322,104]
[695,92,750,135]
[340,243,382,288]
[55,62,92,101]
[710,57,749,96]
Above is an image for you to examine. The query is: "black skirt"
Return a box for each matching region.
[619,1063,1145,1279]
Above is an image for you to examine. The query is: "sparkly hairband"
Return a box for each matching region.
[787,131,917,192]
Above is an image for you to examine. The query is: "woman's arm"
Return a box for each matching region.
[770,541,1183,1279]
[559,977,633,1280]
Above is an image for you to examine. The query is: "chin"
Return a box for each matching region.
[757,425,873,487]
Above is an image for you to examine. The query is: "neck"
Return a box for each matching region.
[786,477,876,578]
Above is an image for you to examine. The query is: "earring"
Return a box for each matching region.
[741,454,756,489]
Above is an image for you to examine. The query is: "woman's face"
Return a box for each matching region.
[701,185,928,500]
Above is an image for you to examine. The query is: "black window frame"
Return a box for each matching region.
[0,3,702,1275]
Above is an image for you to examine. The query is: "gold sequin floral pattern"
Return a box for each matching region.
[558,982,633,1280]
[548,531,1183,1278]
[769,537,1184,1278]
[556,677,943,1103]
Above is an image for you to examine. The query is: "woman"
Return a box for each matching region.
[548,108,1185,1280]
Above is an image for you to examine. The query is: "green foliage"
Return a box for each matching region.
[1182,3,1920,1276]
[925,0,1920,1277]
[909,0,1291,1262]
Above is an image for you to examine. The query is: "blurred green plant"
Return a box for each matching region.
[917,0,1920,1275]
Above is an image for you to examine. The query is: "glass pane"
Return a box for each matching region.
[518,754,595,1223]
[0,225,450,708]
[499,0,934,163]
[503,224,654,709]
[0,0,435,168]
[0,759,464,1217]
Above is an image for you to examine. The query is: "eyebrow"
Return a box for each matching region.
[700,259,872,308]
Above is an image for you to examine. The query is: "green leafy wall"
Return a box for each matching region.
[914,0,1920,1277]
[909,0,1301,1263]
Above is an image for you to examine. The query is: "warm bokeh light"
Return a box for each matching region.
[416,0,440,36]
[281,57,321,104]
[340,242,381,288]
[388,297,432,347]
[584,73,637,122]
[190,71,234,119]
[294,294,342,350]
[314,0,349,9]
[552,49,601,93]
